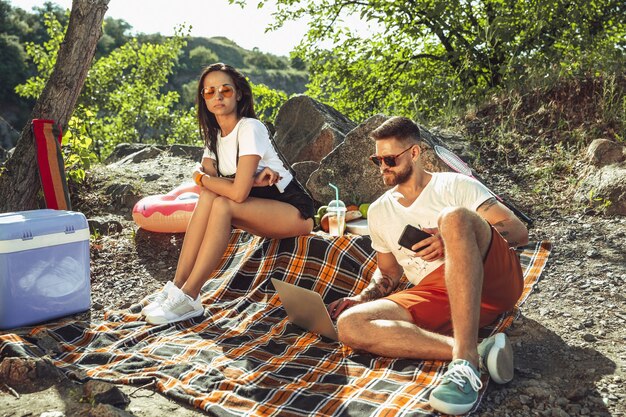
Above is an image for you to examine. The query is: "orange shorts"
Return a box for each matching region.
[385,226,523,335]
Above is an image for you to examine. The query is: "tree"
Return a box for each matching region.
[14,14,193,178]
[188,46,218,71]
[0,0,109,212]
[234,0,626,121]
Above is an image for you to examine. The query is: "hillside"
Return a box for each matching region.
[0,3,308,151]
[169,36,308,109]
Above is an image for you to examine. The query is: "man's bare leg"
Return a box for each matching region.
[437,207,492,367]
[337,299,454,359]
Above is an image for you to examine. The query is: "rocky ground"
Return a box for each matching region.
[1,145,625,417]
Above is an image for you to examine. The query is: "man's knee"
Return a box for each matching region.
[437,207,475,231]
[336,307,373,350]
[438,207,489,238]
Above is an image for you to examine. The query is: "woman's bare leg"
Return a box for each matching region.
[172,189,218,287]
[180,196,313,298]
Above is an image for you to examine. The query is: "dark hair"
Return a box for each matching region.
[196,63,257,159]
[370,116,421,145]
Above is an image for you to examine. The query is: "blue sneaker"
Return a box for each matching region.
[429,359,483,415]
[478,332,514,384]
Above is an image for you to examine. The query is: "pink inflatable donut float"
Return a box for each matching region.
[132,182,202,233]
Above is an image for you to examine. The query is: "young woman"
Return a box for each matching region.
[141,63,315,324]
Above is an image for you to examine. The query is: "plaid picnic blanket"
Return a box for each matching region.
[0,231,551,416]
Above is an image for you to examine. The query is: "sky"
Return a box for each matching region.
[8,0,316,56]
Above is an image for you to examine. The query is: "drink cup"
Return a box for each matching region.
[327,200,346,236]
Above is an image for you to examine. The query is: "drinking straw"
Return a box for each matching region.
[329,183,339,207]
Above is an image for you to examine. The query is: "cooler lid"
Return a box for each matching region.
[0,209,88,241]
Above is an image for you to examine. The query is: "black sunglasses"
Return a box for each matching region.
[369,146,414,167]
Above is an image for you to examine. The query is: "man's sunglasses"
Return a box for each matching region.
[369,146,414,167]
[202,84,235,100]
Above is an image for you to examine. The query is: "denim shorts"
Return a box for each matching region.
[248,179,315,220]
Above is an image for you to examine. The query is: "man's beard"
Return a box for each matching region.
[382,163,413,186]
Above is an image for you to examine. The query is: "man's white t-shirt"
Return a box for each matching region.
[368,172,493,285]
[202,117,292,192]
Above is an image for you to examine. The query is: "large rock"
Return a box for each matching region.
[575,140,626,215]
[291,160,320,186]
[0,357,61,393]
[586,139,626,167]
[576,162,626,215]
[82,380,130,407]
[113,146,163,165]
[306,115,458,205]
[106,143,202,164]
[105,143,161,164]
[307,115,387,205]
[273,95,356,163]
[169,144,203,161]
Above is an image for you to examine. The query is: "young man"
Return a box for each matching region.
[327,116,529,415]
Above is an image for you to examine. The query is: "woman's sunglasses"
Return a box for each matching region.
[369,146,414,167]
[202,84,235,100]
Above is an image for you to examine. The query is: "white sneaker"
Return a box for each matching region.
[478,332,514,384]
[140,281,175,316]
[144,285,203,325]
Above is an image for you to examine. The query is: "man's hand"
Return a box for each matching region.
[413,227,445,261]
[327,295,364,320]
[253,167,282,187]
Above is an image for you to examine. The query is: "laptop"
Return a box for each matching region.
[271,278,339,341]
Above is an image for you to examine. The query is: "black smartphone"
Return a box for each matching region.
[398,225,432,252]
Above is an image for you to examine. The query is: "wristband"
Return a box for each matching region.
[194,172,207,187]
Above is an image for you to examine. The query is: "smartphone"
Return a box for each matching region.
[398,225,432,252]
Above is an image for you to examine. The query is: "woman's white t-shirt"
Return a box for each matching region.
[368,172,492,285]
[202,118,292,192]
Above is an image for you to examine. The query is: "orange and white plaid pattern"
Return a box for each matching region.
[0,231,551,416]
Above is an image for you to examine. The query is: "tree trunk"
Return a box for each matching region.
[0,0,109,212]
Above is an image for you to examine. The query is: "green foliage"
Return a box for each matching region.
[2,1,307,155]
[251,82,288,121]
[14,12,64,100]
[96,17,133,57]
[12,12,291,184]
[173,36,308,109]
[81,31,190,153]
[62,110,98,183]
[15,16,197,180]
[166,107,200,145]
[0,0,68,45]
[0,34,28,100]
[188,46,218,70]
[250,0,626,121]
[245,48,287,70]
[588,189,613,213]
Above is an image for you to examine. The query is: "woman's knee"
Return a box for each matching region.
[198,188,218,203]
[210,196,233,217]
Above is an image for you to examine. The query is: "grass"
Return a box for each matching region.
[434,72,625,216]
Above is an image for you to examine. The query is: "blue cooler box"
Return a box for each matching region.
[0,209,91,330]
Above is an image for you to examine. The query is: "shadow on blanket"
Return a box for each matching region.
[0,230,551,416]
